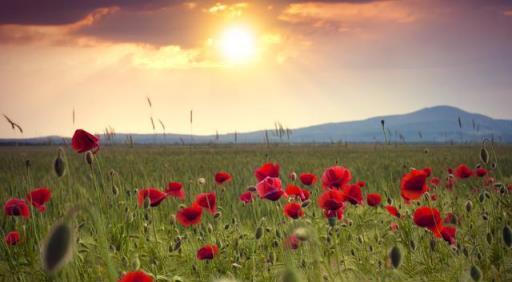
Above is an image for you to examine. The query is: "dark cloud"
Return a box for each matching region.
[0,0,177,25]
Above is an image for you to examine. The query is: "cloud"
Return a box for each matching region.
[279,1,416,31]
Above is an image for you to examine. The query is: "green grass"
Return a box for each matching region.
[1,144,512,281]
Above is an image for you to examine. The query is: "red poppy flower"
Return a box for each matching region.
[214,171,232,185]
[4,231,20,246]
[321,166,352,190]
[324,207,344,220]
[413,206,443,237]
[430,177,441,186]
[454,164,473,179]
[390,222,399,232]
[441,226,456,245]
[475,168,487,177]
[342,183,363,205]
[430,194,438,201]
[483,176,495,186]
[239,191,254,204]
[3,198,30,218]
[443,212,455,224]
[366,193,382,207]
[165,182,185,200]
[71,129,99,153]
[445,176,456,190]
[26,187,51,212]
[508,183,512,192]
[195,192,217,214]
[137,188,167,207]
[423,167,432,177]
[285,185,310,201]
[256,177,285,201]
[255,162,280,182]
[176,203,203,227]
[447,168,453,174]
[283,203,304,219]
[284,235,300,249]
[196,244,219,260]
[318,189,345,211]
[118,270,153,282]
[400,169,430,201]
[299,173,317,186]
[385,205,400,218]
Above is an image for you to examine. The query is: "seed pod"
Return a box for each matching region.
[247,186,257,192]
[255,226,263,240]
[478,193,485,203]
[430,239,436,252]
[465,200,473,213]
[41,221,74,273]
[389,246,401,269]
[54,148,66,177]
[486,233,493,245]
[491,162,497,169]
[293,228,310,241]
[85,151,94,165]
[480,147,489,164]
[214,211,222,219]
[470,265,482,281]
[112,185,119,196]
[503,225,512,247]
[207,223,214,233]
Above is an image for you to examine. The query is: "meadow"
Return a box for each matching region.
[1,144,511,282]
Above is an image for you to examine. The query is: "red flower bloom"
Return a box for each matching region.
[196,244,219,260]
[26,187,51,212]
[321,166,352,189]
[239,191,254,204]
[283,203,304,219]
[400,168,430,201]
[256,177,285,201]
[299,173,317,186]
[441,226,456,245]
[284,235,300,249]
[445,176,456,190]
[3,198,30,218]
[390,222,399,232]
[71,129,99,153]
[137,188,167,207]
[475,167,487,177]
[255,162,280,182]
[195,192,217,214]
[324,207,344,220]
[430,177,441,186]
[430,194,438,201]
[342,183,363,205]
[214,171,232,185]
[318,189,345,211]
[366,193,382,207]
[413,206,443,237]
[165,182,185,200]
[385,205,400,218]
[454,164,473,179]
[4,231,20,246]
[176,203,203,227]
[443,212,455,224]
[285,185,310,201]
[118,270,153,282]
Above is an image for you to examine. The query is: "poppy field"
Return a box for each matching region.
[1,136,512,281]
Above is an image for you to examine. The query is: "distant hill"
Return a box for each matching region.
[1,106,511,145]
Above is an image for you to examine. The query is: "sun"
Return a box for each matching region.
[218,25,256,64]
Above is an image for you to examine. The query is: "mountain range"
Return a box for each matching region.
[1,105,511,145]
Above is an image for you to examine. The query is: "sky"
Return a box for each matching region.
[1,0,512,138]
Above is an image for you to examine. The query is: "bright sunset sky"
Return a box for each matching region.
[1,0,511,138]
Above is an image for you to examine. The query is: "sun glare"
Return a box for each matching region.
[218,25,256,64]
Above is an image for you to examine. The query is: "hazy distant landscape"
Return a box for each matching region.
[2,106,511,145]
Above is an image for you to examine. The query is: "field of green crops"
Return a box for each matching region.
[1,144,512,282]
